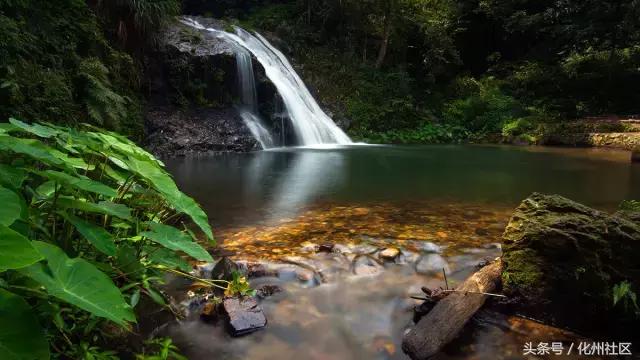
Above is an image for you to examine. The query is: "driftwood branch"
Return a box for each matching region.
[402,259,503,360]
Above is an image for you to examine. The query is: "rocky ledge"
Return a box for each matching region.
[145,107,259,157]
[539,117,640,151]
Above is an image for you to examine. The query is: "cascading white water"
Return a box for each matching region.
[235,49,275,148]
[182,18,352,146]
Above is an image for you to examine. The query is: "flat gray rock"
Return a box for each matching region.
[222,297,267,336]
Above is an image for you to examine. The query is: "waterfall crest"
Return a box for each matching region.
[181,18,352,147]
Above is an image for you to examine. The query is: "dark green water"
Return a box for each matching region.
[165,144,640,228]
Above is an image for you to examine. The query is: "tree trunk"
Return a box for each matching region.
[402,259,503,360]
[375,18,392,69]
[363,37,368,62]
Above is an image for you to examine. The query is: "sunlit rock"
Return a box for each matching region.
[300,241,319,252]
[379,247,401,261]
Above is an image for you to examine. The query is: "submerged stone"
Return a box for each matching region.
[415,254,449,274]
[408,240,442,254]
[353,256,383,276]
[222,297,267,336]
[256,284,283,299]
[501,193,640,332]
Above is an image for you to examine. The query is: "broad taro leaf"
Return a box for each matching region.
[140,222,213,262]
[0,123,18,133]
[34,181,58,199]
[0,165,26,189]
[64,214,116,256]
[0,136,89,170]
[56,198,132,220]
[146,246,192,272]
[9,118,58,138]
[0,136,64,166]
[125,158,213,241]
[36,170,117,197]
[20,242,135,326]
[0,289,50,360]
[87,129,162,166]
[0,225,43,271]
[115,244,145,275]
[0,186,22,226]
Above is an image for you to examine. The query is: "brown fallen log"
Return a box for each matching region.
[402,259,503,360]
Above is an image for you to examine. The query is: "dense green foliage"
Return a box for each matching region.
[0,119,222,358]
[0,0,180,139]
[209,0,640,143]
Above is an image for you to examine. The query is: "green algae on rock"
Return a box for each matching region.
[501,193,640,332]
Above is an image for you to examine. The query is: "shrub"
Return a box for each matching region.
[441,76,523,134]
[0,119,226,359]
[363,122,469,144]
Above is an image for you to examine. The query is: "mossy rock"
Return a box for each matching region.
[501,193,640,332]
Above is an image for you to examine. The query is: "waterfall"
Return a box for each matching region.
[181,18,352,146]
[235,49,275,149]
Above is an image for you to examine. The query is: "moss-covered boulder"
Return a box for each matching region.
[501,193,640,332]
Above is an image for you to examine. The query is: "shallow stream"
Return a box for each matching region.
[162,145,638,359]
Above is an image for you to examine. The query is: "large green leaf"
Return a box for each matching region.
[0,123,18,133]
[20,242,135,326]
[0,187,22,226]
[146,246,192,272]
[57,198,132,220]
[34,181,58,199]
[87,130,161,166]
[0,135,64,166]
[0,135,88,170]
[0,289,50,360]
[9,118,58,138]
[0,165,26,189]
[0,225,43,271]
[65,214,116,256]
[37,170,117,197]
[126,158,213,240]
[140,222,213,262]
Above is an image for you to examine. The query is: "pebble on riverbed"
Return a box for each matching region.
[379,247,400,261]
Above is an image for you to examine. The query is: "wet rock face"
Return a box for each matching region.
[144,107,259,157]
[501,193,640,332]
[144,17,263,157]
[222,297,267,336]
[211,257,240,282]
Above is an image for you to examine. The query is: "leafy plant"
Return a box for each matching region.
[0,119,226,358]
[619,200,640,212]
[613,281,640,316]
[224,271,256,297]
[442,76,523,134]
[0,1,145,137]
[136,337,187,360]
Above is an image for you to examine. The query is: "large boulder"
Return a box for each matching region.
[501,193,640,332]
